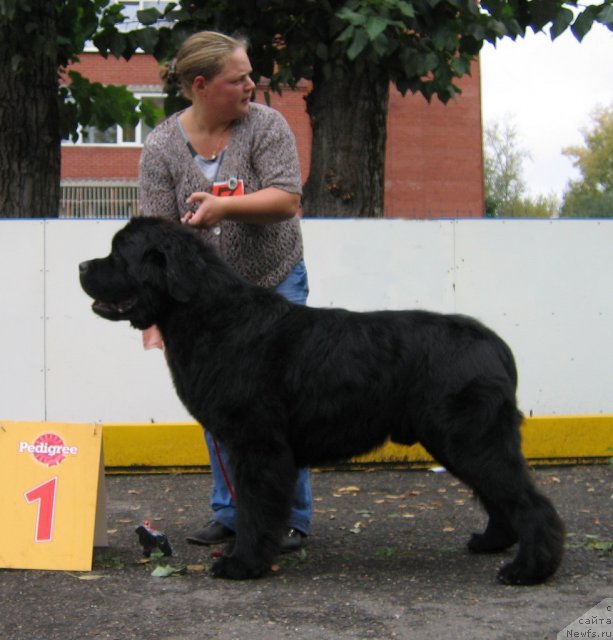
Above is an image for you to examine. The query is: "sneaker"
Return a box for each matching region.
[280,528,305,553]
[186,520,235,545]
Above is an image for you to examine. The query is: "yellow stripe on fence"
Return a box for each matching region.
[101,415,612,471]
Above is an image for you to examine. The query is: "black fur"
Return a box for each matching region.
[79,217,564,583]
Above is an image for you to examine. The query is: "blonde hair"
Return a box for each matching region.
[162,31,249,95]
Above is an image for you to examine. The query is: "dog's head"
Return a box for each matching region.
[79,217,206,329]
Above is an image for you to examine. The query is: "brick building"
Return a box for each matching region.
[61,52,484,219]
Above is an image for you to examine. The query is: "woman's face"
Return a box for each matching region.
[199,47,256,120]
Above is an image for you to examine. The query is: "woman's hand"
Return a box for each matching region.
[182,192,226,228]
[183,187,300,227]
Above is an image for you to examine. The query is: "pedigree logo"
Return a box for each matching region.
[18,433,79,467]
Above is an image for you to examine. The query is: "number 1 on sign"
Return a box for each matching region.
[24,477,58,542]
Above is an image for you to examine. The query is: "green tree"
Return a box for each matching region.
[0,0,158,217]
[484,118,559,217]
[561,105,613,218]
[514,193,560,218]
[484,119,529,216]
[1,0,612,218]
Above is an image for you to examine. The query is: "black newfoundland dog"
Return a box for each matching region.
[79,217,564,583]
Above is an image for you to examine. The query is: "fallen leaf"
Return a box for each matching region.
[336,486,361,495]
[350,521,363,534]
[151,564,187,578]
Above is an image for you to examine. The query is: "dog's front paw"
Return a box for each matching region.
[211,555,268,580]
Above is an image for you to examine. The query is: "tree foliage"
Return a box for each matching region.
[561,105,613,218]
[0,0,163,216]
[484,118,560,218]
[484,119,529,216]
[92,0,613,103]
[0,1,156,140]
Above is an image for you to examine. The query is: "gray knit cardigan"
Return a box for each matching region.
[138,102,304,288]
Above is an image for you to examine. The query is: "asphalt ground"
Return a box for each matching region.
[1,464,611,640]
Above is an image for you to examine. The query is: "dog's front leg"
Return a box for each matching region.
[211,446,297,580]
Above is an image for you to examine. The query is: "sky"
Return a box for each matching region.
[479,21,613,199]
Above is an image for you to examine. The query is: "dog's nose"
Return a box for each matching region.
[79,261,89,275]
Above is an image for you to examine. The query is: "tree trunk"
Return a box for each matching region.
[302,64,389,218]
[0,2,60,218]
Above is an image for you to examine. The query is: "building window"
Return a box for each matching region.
[67,94,165,146]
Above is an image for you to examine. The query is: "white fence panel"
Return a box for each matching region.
[302,219,455,311]
[0,221,46,419]
[453,219,613,416]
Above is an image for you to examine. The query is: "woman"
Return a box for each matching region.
[138,30,312,551]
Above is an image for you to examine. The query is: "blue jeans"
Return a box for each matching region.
[205,259,312,535]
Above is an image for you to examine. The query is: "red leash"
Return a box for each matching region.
[212,437,237,502]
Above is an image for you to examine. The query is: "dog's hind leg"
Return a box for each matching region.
[210,444,297,580]
[419,386,564,585]
[494,482,565,585]
[433,440,563,585]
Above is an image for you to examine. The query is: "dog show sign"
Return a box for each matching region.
[0,421,107,571]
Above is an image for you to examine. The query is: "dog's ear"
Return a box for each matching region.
[163,240,202,302]
[140,242,201,303]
